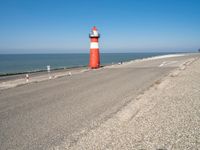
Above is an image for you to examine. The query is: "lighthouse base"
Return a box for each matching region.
[90,66,100,69]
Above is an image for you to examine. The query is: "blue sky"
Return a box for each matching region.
[0,0,199,53]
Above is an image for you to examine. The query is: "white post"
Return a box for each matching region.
[26,74,29,82]
[47,65,51,79]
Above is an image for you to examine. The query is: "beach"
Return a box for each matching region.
[0,53,200,149]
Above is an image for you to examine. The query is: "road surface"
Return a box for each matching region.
[0,54,199,149]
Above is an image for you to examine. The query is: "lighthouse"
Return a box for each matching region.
[89,26,100,69]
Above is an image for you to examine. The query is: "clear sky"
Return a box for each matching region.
[0,0,199,54]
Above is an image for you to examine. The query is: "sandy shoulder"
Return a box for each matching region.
[59,57,200,149]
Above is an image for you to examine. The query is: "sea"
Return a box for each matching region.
[0,53,179,75]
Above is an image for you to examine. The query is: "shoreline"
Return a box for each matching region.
[0,53,196,90]
[0,52,192,77]
[0,65,87,77]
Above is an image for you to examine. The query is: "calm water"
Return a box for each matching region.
[0,53,176,74]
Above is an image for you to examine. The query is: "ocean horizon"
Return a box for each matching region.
[0,52,183,75]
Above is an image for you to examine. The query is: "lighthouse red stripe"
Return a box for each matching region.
[89,49,100,68]
[90,38,98,42]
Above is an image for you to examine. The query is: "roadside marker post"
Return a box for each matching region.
[47,65,52,79]
[25,74,29,82]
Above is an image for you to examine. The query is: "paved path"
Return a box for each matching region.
[71,54,200,150]
[0,54,199,149]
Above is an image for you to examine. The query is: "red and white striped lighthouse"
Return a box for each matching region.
[89,26,100,69]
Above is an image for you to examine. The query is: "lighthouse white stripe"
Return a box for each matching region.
[90,42,99,49]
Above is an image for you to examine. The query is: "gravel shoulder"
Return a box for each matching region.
[67,57,200,149]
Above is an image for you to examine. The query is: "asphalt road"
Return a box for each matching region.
[0,54,198,149]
